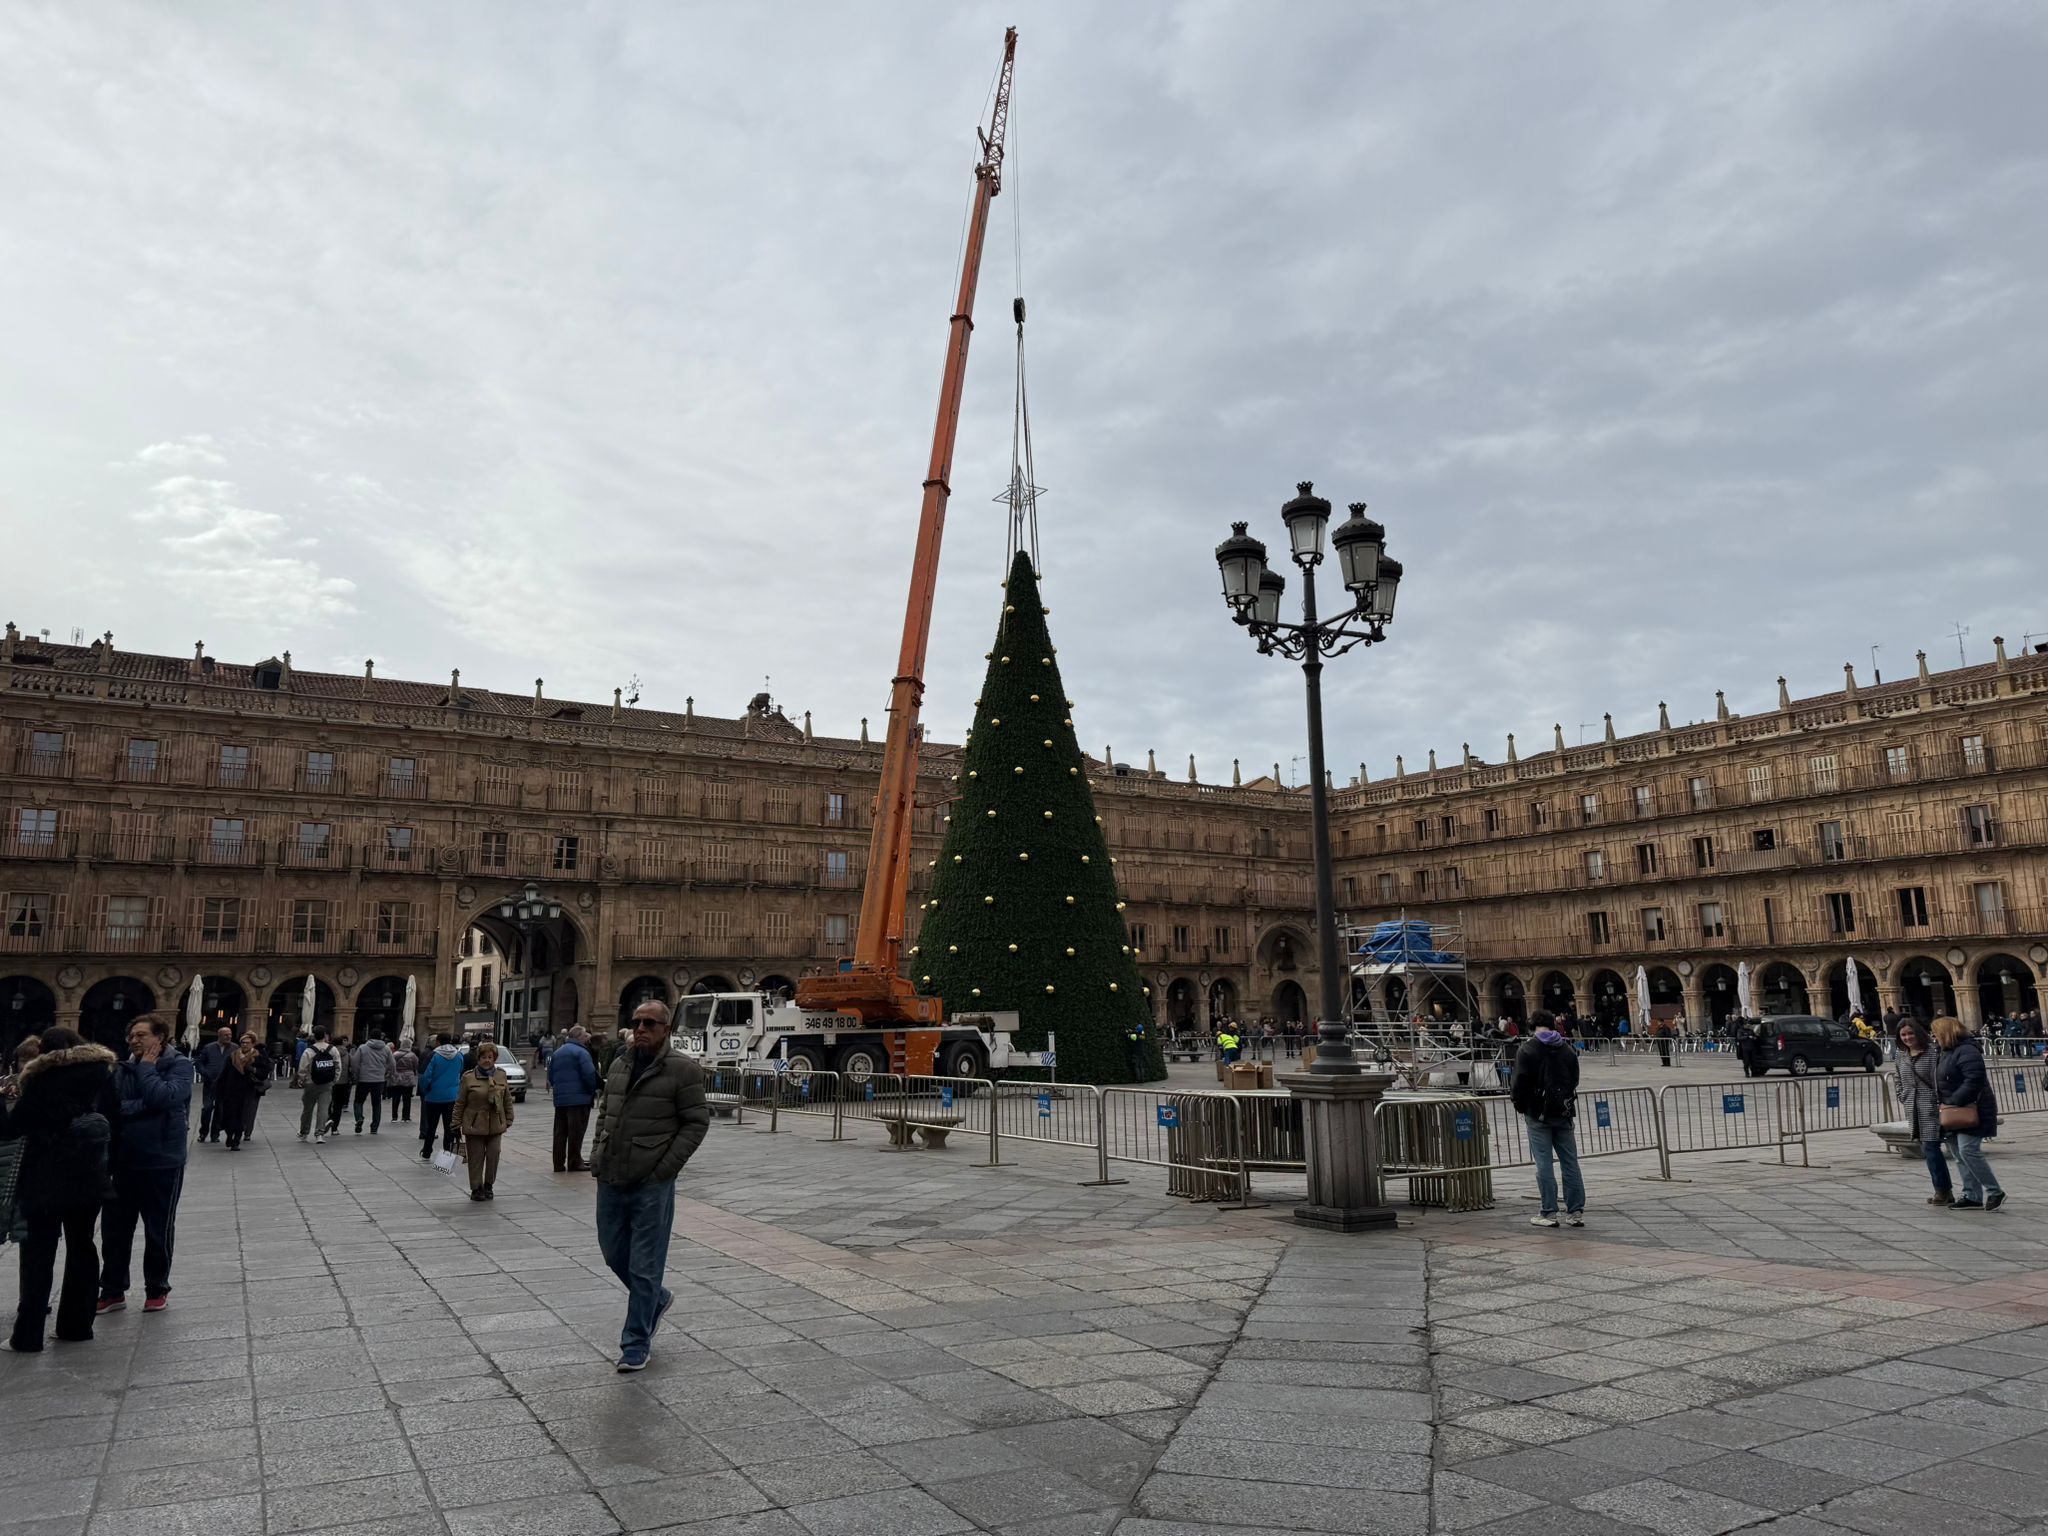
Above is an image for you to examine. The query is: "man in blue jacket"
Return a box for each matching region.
[547,1026,599,1173]
[416,1034,466,1159]
[98,1012,195,1314]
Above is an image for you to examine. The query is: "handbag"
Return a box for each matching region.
[1939,1102,1979,1132]
[431,1147,460,1173]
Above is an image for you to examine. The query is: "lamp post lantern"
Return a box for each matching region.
[1215,480,1403,1232]
[1215,483,1400,1077]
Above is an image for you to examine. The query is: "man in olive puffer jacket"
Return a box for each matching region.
[590,1000,709,1373]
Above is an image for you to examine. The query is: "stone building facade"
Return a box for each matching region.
[1330,644,2048,1032]
[0,626,1318,1056]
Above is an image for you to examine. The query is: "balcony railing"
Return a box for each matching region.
[380,773,430,800]
[208,762,260,790]
[191,837,263,868]
[14,748,72,778]
[0,832,71,861]
[92,834,177,864]
[115,756,173,785]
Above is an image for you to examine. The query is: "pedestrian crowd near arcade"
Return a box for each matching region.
[1,999,708,1372]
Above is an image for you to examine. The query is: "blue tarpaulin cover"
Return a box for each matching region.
[1355,920,1459,966]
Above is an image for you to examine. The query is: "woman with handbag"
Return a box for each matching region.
[215,1039,269,1151]
[1929,1015,2004,1211]
[1891,1020,1952,1206]
[453,1041,515,1202]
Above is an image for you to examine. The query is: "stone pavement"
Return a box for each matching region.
[2,1093,2043,1535]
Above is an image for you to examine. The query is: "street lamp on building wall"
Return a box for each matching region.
[1215,483,1401,1076]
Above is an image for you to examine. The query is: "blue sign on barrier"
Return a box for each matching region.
[864,1082,875,1102]
[1037,1092,1053,1119]
[2017,1072,2032,1096]
[1722,1093,1745,1115]
[1453,1109,1475,1141]
[1594,1099,1612,1129]
[1157,1104,1179,1129]
[1826,1086,1840,1109]
[941,1086,955,1110]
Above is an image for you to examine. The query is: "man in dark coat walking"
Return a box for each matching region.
[590,1001,710,1372]
[99,1013,195,1313]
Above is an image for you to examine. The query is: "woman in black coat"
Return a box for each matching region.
[2,1027,120,1351]
[1929,1016,2004,1211]
[213,1039,269,1151]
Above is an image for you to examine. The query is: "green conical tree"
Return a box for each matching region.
[913,551,1164,1085]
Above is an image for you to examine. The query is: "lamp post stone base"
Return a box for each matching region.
[1281,1069,1400,1232]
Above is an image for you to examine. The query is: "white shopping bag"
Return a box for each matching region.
[431,1148,460,1174]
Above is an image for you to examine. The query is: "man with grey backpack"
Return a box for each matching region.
[296,1028,344,1144]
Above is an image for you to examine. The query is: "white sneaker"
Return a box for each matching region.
[1565,1213,1585,1228]
[314,1134,326,1144]
[1529,1214,1560,1228]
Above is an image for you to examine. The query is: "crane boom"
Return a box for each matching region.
[798,27,1016,1027]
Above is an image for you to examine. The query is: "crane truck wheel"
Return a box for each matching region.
[833,1041,886,1085]
[939,1041,988,1088]
[780,1045,826,1080]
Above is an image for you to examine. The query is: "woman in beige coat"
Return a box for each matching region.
[453,1041,514,1201]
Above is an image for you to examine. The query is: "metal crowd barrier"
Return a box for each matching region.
[1099,1087,1252,1204]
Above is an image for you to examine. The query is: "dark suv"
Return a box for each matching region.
[1755,1016,1883,1075]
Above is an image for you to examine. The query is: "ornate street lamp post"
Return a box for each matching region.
[1216,482,1403,1231]
[1216,483,1400,1073]
[495,883,562,1046]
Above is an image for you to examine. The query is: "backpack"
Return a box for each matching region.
[308,1047,339,1086]
[1512,1043,1576,1122]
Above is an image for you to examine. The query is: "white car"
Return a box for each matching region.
[499,1056,529,1103]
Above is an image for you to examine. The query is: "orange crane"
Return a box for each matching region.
[796,27,1017,1037]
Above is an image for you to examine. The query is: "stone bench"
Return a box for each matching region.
[1165,1046,1206,1064]
[1873,1120,1920,1158]
[707,1093,742,1120]
[874,1104,966,1149]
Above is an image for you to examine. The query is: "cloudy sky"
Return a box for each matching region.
[5,3,2044,784]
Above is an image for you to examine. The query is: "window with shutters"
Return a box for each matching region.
[635,908,665,940]
[1960,734,1987,771]
[1699,902,1725,939]
[384,826,414,864]
[217,744,251,786]
[1579,793,1600,825]
[1530,801,1550,828]
[824,850,850,884]
[1586,910,1610,945]
[703,910,734,943]
[1825,891,1855,935]
[1634,842,1659,875]
[1632,785,1652,817]
[1963,805,1998,847]
[1688,775,1712,809]
[386,756,417,793]
[1746,763,1773,801]
[1885,745,1912,780]
[551,834,579,871]
[823,914,850,945]
[1692,835,1716,870]
[7,892,51,937]
[1440,815,1456,841]
[105,895,149,941]
[1341,876,1358,903]
[765,911,791,943]
[767,783,795,820]
[764,845,794,880]
[290,899,329,944]
[826,791,846,824]
[375,902,410,945]
[303,750,336,790]
[1128,923,1148,952]
[1377,873,1396,899]
[706,783,738,819]
[28,731,65,770]
[115,810,156,856]
[1172,924,1191,951]
[1641,907,1666,942]
[201,896,241,943]
[124,739,161,780]
[1808,754,1839,793]
[477,830,508,870]
[297,822,332,862]
[1973,881,2006,923]
[1818,820,1847,862]
[209,818,245,858]
[15,808,57,848]
[1896,887,1929,928]
[1884,808,1920,839]
[1213,927,1234,953]
[479,762,515,802]
[1412,868,1429,894]
[1484,807,1501,834]
[1584,849,1605,880]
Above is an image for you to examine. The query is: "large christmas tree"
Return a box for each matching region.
[912,551,1164,1085]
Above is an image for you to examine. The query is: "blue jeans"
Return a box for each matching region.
[1945,1133,2003,1201]
[596,1180,676,1353]
[1921,1140,1953,1197]
[1525,1117,1584,1216]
